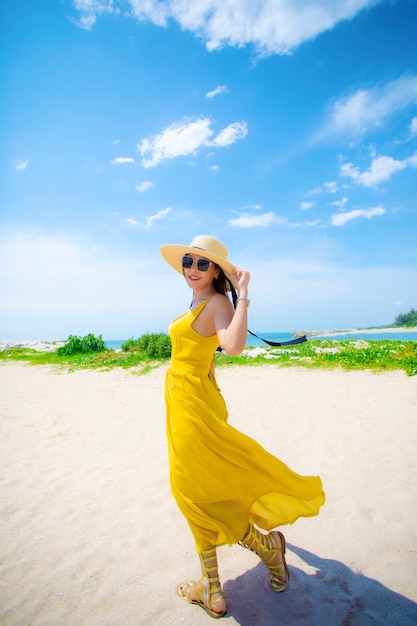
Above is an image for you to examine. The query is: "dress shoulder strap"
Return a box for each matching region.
[189,297,212,315]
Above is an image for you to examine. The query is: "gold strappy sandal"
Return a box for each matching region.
[177,547,226,619]
[239,525,289,592]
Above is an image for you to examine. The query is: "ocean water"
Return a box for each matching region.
[105,330,417,351]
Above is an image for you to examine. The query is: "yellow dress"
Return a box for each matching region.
[165,298,325,552]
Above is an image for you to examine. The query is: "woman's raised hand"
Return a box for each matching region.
[231,268,250,293]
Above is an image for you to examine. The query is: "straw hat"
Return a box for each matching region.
[160,235,236,279]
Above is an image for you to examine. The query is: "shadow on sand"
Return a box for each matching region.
[223,544,417,626]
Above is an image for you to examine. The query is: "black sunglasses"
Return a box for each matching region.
[182,254,212,272]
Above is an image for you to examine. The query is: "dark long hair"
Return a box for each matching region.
[213,265,238,309]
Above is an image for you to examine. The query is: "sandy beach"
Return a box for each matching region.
[1,362,416,625]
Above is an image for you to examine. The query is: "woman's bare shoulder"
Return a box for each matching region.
[210,292,233,309]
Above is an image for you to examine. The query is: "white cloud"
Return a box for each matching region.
[136,181,153,192]
[125,0,168,26]
[300,201,315,210]
[411,116,417,136]
[407,152,417,168]
[206,85,228,98]
[330,197,348,208]
[138,117,247,167]
[15,159,29,171]
[289,219,322,228]
[73,1,384,55]
[146,207,172,228]
[111,157,135,164]
[331,206,385,226]
[139,118,212,167]
[316,74,417,141]
[211,121,248,147]
[229,211,286,228]
[307,181,338,195]
[72,0,115,29]
[323,181,338,193]
[340,153,413,187]
[126,218,138,225]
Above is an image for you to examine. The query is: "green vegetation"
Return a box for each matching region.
[0,334,416,376]
[57,333,107,356]
[0,332,172,374]
[216,339,417,377]
[393,308,417,327]
[121,333,171,359]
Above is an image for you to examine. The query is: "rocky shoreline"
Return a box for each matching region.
[0,340,66,352]
[295,326,417,338]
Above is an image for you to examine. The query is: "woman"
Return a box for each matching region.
[160,235,325,619]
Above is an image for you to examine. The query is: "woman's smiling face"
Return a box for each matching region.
[182,254,216,289]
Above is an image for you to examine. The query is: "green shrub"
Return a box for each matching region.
[120,337,138,352]
[121,333,171,359]
[57,333,107,356]
[393,308,417,327]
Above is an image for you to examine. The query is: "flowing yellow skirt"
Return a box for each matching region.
[165,365,325,552]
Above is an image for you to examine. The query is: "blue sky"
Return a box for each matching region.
[1,0,416,340]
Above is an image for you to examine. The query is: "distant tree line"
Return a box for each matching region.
[393,308,417,327]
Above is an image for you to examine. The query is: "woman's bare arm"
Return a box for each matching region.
[216,269,250,355]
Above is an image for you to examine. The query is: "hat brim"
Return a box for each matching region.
[160,244,236,281]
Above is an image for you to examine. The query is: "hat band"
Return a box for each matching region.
[189,245,227,263]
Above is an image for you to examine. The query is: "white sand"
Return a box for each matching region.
[1,362,416,626]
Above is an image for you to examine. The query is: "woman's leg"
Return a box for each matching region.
[177,546,226,619]
[239,525,289,592]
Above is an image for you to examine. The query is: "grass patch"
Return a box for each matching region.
[215,339,417,376]
[0,348,165,373]
[1,338,416,376]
